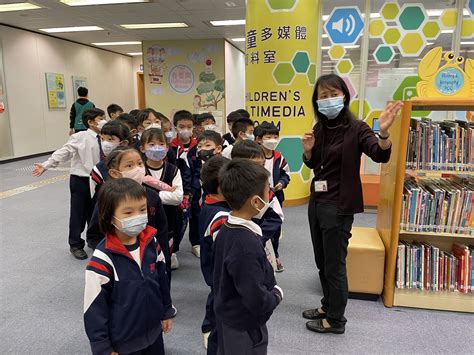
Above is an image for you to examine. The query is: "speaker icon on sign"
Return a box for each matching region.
[332,15,357,36]
[325,7,364,45]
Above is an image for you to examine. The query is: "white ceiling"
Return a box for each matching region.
[0,0,246,55]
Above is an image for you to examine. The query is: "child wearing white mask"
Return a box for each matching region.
[84,178,173,355]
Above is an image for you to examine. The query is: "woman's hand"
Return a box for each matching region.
[162,319,172,333]
[302,131,315,160]
[378,101,404,136]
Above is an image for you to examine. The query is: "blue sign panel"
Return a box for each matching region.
[435,67,464,96]
[324,7,364,45]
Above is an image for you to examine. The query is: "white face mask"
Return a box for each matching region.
[113,214,148,237]
[253,195,271,219]
[178,129,193,140]
[262,138,278,151]
[165,131,175,142]
[245,133,255,141]
[145,123,162,130]
[101,141,119,156]
[97,119,108,130]
[120,166,146,184]
[204,124,219,132]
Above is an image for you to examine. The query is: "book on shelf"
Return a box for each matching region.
[396,241,474,294]
[400,176,474,235]
[406,118,474,172]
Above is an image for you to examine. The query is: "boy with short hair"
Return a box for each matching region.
[222,111,242,148]
[231,140,286,272]
[213,159,283,354]
[254,122,290,206]
[170,110,202,259]
[70,86,95,135]
[197,130,223,163]
[221,118,254,159]
[107,103,123,120]
[33,108,106,260]
[196,113,218,133]
[199,156,231,353]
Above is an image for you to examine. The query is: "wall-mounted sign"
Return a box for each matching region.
[417,46,474,98]
[45,73,66,109]
[72,76,88,101]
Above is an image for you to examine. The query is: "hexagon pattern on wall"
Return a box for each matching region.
[423,21,441,39]
[440,9,457,28]
[381,2,400,20]
[328,45,346,60]
[392,76,431,117]
[398,32,425,57]
[369,19,385,37]
[383,27,402,45]
[461,19,474,38]
[307,64,316,85]
[276,137,304,173]
[349,99,371,119]
[272,62,295,85]
[397,4,427,31]
[292,51,310,73]
[374,45,395,64]
[265,0,298,12]
[336,59,354,75]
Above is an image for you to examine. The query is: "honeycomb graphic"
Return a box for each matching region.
[272,51,315,85]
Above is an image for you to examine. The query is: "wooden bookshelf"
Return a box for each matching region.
[406,169,474,177]
[376,98,474,313]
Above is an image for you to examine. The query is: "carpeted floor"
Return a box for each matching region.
[1,156,472,354]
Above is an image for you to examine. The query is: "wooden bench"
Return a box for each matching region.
[347,227,385,301]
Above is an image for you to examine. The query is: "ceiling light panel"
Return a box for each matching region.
[92,41,141,45]
[0,2,41,12]
[127,52,143,56]
[121,23,188,29]
[210,19,245,26]
[60,0,147,6]
[40,26,104,33]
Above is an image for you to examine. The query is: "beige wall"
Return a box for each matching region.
[0,26,135,159]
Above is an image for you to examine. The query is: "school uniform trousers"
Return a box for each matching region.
[217,322,268,355]
[41,129,101,249]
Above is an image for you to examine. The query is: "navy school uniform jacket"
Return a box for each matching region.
[90,160,109,200]
[86,185,169,265]
[199,196,231,287]
[266,150,290,204]
[170,137,201,200]
[213,215,283,330]
[253,191,284,244]
[222,132,235,149]
[84,226,173,355]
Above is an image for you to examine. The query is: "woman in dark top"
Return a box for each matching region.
[301,74,403,334]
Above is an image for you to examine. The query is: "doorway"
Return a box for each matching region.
[137,72,145,109]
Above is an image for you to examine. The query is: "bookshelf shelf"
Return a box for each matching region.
[406,169,474,177]
[376,98,474,313]
[394,289,474,313]
[399,231,474,239]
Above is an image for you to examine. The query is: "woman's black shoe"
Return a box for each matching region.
[306,319,345,334]
[302,308,326,320]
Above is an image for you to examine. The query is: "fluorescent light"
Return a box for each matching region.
[231,38,245,42]
[93,41,141,46]
[121,23,188,29]
[370,13,381,18]
[321,46,331,50]
[40,26,103,33]
[127,52,143,56]
[210,19,245,26]
[427,42,434,45]
[60,0,147,5]
[344,45,360,49]
[427,9,469,16]
[441,29,454,33]
[322,15,329,21]
[461,41,474,45]
[322,34,328,38]
[0,2,41,12]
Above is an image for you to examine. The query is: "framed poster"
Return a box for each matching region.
[72,75,88,100]
[45,73,66,109]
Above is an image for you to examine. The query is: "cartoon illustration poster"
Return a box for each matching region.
[45,73,66,109]
[72,76,88,101]
[143,39,226,123]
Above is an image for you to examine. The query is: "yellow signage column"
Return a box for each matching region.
[246,0,319,204]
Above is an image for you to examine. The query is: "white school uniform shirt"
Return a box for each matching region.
[221,145,233,159]
[41,129,101,178]
[148,164,184,206]
[264,157,275,188]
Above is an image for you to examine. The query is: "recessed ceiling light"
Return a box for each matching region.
[60,0,147,5]
[210,19,245,26]
[127,52,143,56]
[40,26,103,33]
[121,23,188,29]
[441,29,454,33]
[92,41,141,46]
[427,9,469,16]
[461,41,474,45]
[0,2,41,12]
[231,38,245,42]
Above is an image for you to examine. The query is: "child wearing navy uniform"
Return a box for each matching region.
[170,110,202,259]
[198,156,231,353]
[254,122,290,206]
[84,178,173,355]
[213,159,283,355]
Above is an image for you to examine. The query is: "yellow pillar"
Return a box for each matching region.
[245,0,319,205]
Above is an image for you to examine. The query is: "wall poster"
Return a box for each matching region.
[72,76,88,101]
[45,72,66,109]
